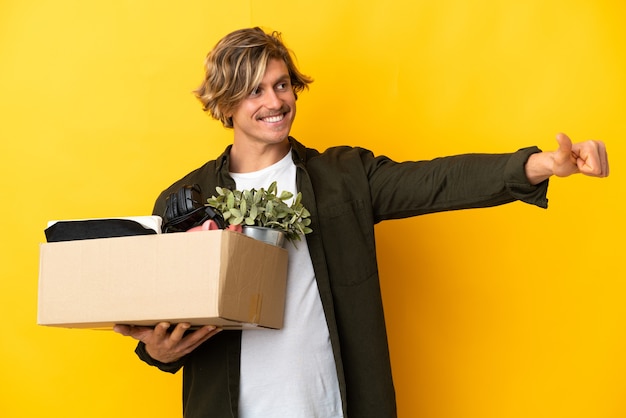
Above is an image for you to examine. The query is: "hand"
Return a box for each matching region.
[552,132,609,178]
[113,322,221,364]
[186,220,243,233]
[525,133,609,184]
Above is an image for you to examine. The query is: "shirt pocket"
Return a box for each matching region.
[317,199,378,287]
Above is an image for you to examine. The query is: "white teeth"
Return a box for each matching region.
[262,114,284,123]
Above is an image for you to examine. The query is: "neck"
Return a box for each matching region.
[229,139,291,173]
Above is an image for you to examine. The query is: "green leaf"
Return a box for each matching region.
[226,192,235,209]
[279,190,293,201]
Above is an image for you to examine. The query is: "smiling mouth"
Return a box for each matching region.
[260,114,285,123]
[258,107,290,123]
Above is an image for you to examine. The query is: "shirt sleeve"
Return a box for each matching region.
[503,146,549,208]
[134,341,186,374]
[359,145,549,222]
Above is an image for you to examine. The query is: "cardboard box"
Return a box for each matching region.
[37,230,288,330]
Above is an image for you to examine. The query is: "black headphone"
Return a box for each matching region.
[162,184,225,233]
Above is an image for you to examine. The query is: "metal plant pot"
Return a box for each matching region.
[242,226,286,247]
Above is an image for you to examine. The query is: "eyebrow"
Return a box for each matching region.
[254,73,290,90]
[271,75,290,85]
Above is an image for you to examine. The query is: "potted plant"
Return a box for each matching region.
[206,181,312,246]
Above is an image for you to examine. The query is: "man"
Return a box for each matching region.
[114,27,609,417]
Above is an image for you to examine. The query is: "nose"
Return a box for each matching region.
[264,89,282,109]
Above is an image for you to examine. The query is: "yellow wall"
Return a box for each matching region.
[1,1,624,417]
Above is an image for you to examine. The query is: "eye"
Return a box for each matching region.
[249,86,261,97]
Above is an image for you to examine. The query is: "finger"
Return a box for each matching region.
[179,325,218,348]
[188,330,221,352]
[573,140,609,177]
[205,220,220,230]
[153,322,171,339]
[184,327,222,352]
[113,324,155,339]
[113,324,132,336]
[169,323,191,341]
[163,326,220,359]
[597,141,609,176]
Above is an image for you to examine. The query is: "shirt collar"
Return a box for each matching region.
[215,137,306,174]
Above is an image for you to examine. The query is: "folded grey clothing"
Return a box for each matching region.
[45,219,158,242]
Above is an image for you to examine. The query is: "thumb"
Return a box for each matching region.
[552,132,579,177]
[555,132,573,157]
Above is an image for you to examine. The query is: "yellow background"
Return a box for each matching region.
[1,1,624,417]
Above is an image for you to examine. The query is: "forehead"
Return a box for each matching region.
[260,58,290,82]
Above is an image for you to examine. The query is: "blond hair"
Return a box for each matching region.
[194,27,313,128]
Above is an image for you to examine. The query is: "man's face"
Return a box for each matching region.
[229,58,296,148]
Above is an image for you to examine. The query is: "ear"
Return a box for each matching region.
[221,109,234,128]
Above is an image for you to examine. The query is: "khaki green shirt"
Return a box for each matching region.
[137,137,548,418]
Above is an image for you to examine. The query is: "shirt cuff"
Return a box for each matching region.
[504,146,549,209]
[135,342,185,374]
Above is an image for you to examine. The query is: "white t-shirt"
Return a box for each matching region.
[231,151,343,418]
